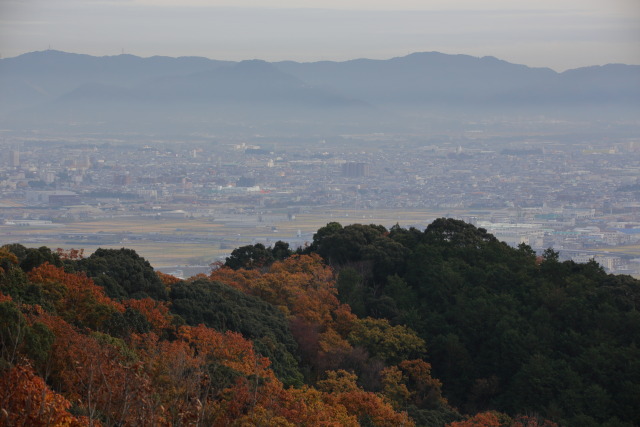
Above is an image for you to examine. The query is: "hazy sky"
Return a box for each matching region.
[1,0,639,70]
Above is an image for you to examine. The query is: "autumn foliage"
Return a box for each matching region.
[210,253,345,325]
[0,249,419,425]
[0,363,87,426]
[0,237,577,426]
[27,263,124,329]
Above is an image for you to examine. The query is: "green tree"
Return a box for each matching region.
[2,244,62,273]
[75,248,167,300]
[225,243,274,270]
[347,317,426,365]
[170,278,303,386]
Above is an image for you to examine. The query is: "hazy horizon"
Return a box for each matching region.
[2,0,639,72]
[5,47,640,72]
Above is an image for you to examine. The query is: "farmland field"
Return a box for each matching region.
[0,208,447,269]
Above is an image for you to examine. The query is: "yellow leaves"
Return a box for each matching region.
[316,369,415,427]
[334,388,415,427]
[382,359,446,410]
[348,317,426,364]
[381,365,412,406]
[332,304,357,337]
[273,384,359,427]
[0,248,18,274]
[319,329,352,354]
[317,370,359,394]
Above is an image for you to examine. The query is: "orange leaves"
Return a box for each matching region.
[447,411,503,427]
[27,263,124,329]
[179,324,274,379]
[270,253,335,284]
[333,387,415,427]
[210,254,347,326]
[130,325,277,425]
[209,255,362,384]
[332,303,357,337]
[157,270,181,287]
[319,328,352,354]
[317,369,359,394]
[317,369,415,427]
[2,249,430,426]
[381,359,446,410]
[131,322,391,426]
[34,311,157,425]
[232,405,296,427]
[209,267,261,294]
[131,332,205,424]
[0,248,18,275]
[398,359,446,408]
[124,297,172,333]
[0,363,86,426]
[0,291,12,303]
[272,385,359,427]
[268,254,341,325]
[217,377,360,427]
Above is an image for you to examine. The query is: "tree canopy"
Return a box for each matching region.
[74,248,167,300]
[1,219,638,426]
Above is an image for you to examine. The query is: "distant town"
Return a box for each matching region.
[1,129,639,277]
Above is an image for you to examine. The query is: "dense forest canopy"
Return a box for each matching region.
[1,218,638,426]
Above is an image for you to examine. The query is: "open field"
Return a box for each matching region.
[592,245,640,257]
[4,208,639,277]
[0,208,450,268]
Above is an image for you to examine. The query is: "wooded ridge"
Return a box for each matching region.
[1,218,638,426]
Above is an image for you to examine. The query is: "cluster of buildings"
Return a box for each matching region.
[1,133,639,275]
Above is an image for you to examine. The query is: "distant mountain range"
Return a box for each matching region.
[1,50,638,134]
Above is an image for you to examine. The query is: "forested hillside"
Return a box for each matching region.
[1,218,638,426]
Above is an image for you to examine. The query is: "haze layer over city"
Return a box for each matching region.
[1,0,639,277]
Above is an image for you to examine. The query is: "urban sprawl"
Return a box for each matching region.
[1,132,639,277]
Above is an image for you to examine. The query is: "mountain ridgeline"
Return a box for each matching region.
[1,50,638,134]
[1,219,639,426]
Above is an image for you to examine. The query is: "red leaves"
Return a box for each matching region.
[0,292,12,303]
[27,263,124,329]
[55,248,84,261]
[157,270,181,287]
[0,363,86,426]
[35,311,157,425]
[448,411,503,427]
[124,297,172,333]
[210,254,347,326]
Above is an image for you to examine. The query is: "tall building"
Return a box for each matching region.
[113,173,132,186]
[341,162,370,178]
[9,150,20,168]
